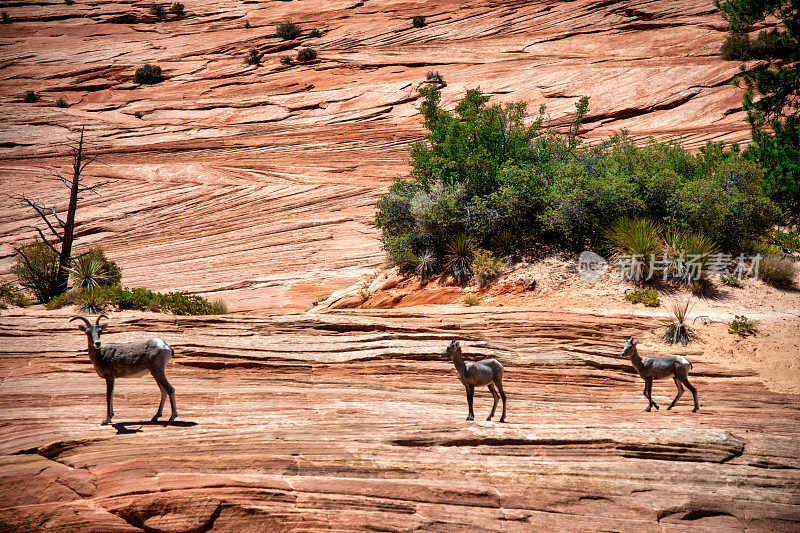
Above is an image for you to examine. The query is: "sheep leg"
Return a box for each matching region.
[152,367,177,421]
[152,381,167,422]
[678,374,699,412]
[667,377,684,410]
[102,377,114,425]
[643,378,658,411]
[496,377,507,423]
[487,383,499,420]
[465,384,474,421]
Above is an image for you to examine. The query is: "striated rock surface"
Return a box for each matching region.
[0,0,755,311]
[1,309,799,531]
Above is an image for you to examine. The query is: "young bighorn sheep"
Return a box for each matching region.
[623,338,699,412]
[70,315,177,424]
[441,340,506,422]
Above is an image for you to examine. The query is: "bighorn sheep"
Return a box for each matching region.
[70,315,177,425]
[441,340,506,422]
[623,338,698,412]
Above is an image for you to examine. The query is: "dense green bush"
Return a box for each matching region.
[24,91,39,103]
[12,240,60,303]
[374,88,780,277]
[625,287,660,307]
[412,16,426,28]
[471,249,503,287]
[134,64,163,84]
[296,47,317,62]
[150,3,166,20]
[276,21,301,40]
[0,284,31,308]
[169,2,185,18]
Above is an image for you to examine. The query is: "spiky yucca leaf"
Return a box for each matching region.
[605,218,663,281]
[663,229,718,286]
[416,250,438,278]
[69,254,109,292]
[662,300,695,346]
[445,234,475,283]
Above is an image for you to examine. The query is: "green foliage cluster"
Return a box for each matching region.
[0,284,31,308]
[463,294,478,306]
[47,286,227,315]
[720,273,742,287]
[169,2,184,18]
[276,21,301,40]
[280,56,293,66]
[717,0,800,220]
[134,64,163,84]
[375,88,779,279]
[24,91,39,103]
[150,3,166,19]
[1,11,9,24]
[309,28,322,38]
[471,249,503,287]
[55,97,69,108]
[12,240,60,303]
[728,314,757,336]
[296,47,317,63]
[624,287,660,307]
[412,16,426,28]
[69,247,122,291]
[770,228,800,253]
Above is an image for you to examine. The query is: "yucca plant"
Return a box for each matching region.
[69,254,109,292]
[445,234,475,283]
[605,218,663,281]
[76,289,110,313]
[416,249,438,278]
[663,229,718,286]
[662,300,695,346]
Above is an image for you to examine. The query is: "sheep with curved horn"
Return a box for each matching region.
[70,315,177,424]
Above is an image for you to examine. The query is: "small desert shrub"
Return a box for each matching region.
[169,2,184,18]
[416,249,437,278]
[445,234,475,283]
[1,11,10,24]
[24,91,39,103]
[625,287,660,307]
[65,0,75,5]
[728,315,756,336]
[463,294,479,306]
[720,273,741,287]
[296,47,318,63]
[720,33,751,61]
[280,56,293,66]
[54,97,69,108]
[150,3,166,20]
[276,21,301,40]
[244,21,251,29]
[759,255,796,287]
[358,286,370,302]
[606,218,663,281]
[0,284,32,308]
[44,291,72,310]
[412,16,426,28]
[12,240,60,303]
[425,71,444,85]
[491,228,514,256]
[309,28,322,38]
[134,64,163,84]
[75,289,110,313]
[662,300,695,346]
[246,48,262,66]
[770,229,800,254]
[471,249,502,287]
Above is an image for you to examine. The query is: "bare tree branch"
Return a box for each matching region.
[78,180,112,196]
[14,195,65,240]
[21,226,62,256]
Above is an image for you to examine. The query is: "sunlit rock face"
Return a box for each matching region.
[0,0,748,311]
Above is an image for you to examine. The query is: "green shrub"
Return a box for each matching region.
[276,21,301,40]
[720,33,751,60]
[374,89,779,266]
[296,47,318,62]
[1,11,10,24]
[150,3,166,20]
[65,0,75,5]
[759,255,796,288]
[662,300,695,346]
[24,91,39,103]
[169,2,184,18]
[720,273,741,287]
[412,16,426,28]
[471,249,502,287]
[54,97,69,108]
[45,291,72,310]
[491,228,514,256]
[728,314,756,336]
[45,286,227,315]
[280,56,293,66]
[246,48,262,66]
[0,284,32,308]
[463,294,478,306]
[770,229,800,254]
[134,64,163,84]
[625,287,660,307]
[605,218,663,280]
[12,240,60,303]
[75,289,111,313]
[662,229,718,286]
[309,28,322,38]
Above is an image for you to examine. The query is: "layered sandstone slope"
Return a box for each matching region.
[1,309,799,531]
[0,0,751,310]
